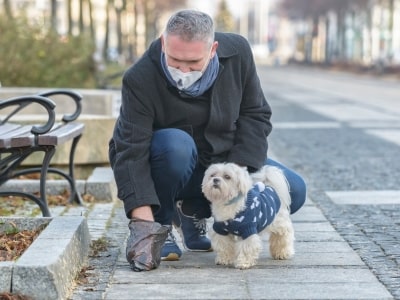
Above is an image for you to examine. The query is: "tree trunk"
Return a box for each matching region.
[67,0,73,35]
[88,0,95,41]
[79,0,84,34]
[103,0,111,61]
[50,0,57,30]
[3,0,12,19]
[132,0,138,61]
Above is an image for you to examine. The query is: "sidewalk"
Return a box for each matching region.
[70,193,393,300]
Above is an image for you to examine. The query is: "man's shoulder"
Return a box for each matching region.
[215,32,251,58]
[215,32,246,42]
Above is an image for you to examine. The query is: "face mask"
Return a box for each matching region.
[167,67,202,90]
[165,48,212,90]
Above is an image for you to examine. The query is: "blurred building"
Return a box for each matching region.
[274,0,400,71]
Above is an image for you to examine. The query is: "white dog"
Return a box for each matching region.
[202,163,294,269]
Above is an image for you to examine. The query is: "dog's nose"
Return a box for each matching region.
[213,178,220,184]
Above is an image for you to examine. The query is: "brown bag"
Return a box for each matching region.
[126,218,168,271]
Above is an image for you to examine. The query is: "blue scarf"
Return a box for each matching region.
[161,51,219,97]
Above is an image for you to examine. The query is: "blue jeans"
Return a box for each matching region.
[150,129,306,225]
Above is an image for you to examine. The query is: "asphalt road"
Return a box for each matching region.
[259,65,400,299]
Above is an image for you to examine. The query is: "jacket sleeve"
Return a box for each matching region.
[109,66,160,217]
[227,36,272,171]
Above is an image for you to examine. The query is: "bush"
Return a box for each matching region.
[0,14,97,88]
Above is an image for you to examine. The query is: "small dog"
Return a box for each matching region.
[202,163,294,269]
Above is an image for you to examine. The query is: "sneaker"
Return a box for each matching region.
[173,200,212,252]
[160,225,182,261]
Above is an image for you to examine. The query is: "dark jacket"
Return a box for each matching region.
[109,32,272,215]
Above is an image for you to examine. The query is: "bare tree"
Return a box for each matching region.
[88,0,95,40]
[3,0,12,18]
[101,0,186,62]
[142,0,186,47]
[50,0,57,30]
[215,0,235,32]
[67,0,73,35]
[103,0,112,61]
[79,0,84,33]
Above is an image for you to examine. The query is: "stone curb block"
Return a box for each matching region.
[0,216,90,300]
[0,167,117,202]
[0,180,86,196]
[0,261,13,293]
[86,167,117,201]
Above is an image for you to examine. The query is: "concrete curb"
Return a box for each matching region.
[0,167,117,202]
[0,216,90,300]
[86,167,117,201]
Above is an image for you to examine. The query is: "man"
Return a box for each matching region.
[109,9,306,271]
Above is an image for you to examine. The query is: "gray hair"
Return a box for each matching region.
[164,10,214,47]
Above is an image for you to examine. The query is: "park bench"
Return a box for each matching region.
[0,90,85,217]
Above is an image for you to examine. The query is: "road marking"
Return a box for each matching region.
[366,129,400,146]
[326,190,400,205]
[274,122,341,129]
[303,104,399,121]
[349,121,400,128]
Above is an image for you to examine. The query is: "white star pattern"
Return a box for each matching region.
[234,215,245,223]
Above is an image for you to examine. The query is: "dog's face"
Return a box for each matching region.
[202,163,252,203]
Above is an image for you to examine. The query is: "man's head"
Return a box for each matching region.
[161,10,218,73]
[164,9,215,47]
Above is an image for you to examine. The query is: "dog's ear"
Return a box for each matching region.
[235,166,252,194]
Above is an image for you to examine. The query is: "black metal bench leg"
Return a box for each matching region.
[0,191,51,217]
[38,146,56,217]
[0,147,53,217]
[68,134,84,205]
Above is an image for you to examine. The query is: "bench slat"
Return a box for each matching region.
[38,122,85,145]
[0,125,34,148]
[7,123,84,148]
[1,123,21,133]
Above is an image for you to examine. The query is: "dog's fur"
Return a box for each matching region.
[202,163,294,269]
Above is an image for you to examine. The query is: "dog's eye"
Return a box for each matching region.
[224,174,231,180]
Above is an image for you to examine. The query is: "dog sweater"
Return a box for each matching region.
[213,182,281,239]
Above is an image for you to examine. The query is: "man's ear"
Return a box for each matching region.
[160,34,165,51]
[211,41,218,58]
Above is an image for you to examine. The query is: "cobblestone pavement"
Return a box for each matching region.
[261,65,400,299]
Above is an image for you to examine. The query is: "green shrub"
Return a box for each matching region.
[0,14,97,88]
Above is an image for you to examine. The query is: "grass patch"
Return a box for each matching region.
[90,237,109,257]
[0,292,32,300]
[0,192,96,217]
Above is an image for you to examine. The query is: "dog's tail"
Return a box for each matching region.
[252,166,291,210]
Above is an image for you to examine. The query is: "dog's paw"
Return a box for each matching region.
[215,255,234,266]
[270,247,294,260]
[269,230,295,260]
[234,255,257,269]
[234,260,256,269]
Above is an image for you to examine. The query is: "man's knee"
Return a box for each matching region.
[151,128,197,162]
[289,174,306,214]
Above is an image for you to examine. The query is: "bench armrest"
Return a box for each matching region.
[39,90,82,123]
[0,95,56,134]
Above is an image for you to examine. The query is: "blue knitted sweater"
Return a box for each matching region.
[213,182,281,239]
